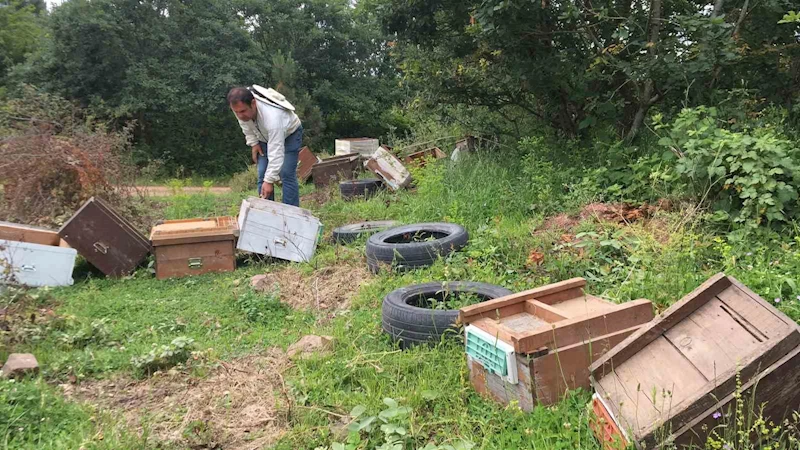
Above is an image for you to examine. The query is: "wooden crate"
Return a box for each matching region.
[588,273,800,448]
[59,197,151,277]
[236,197,321,263]
[297,146,320,183]
[150,217,237,279]
[460,278,654,407]
[0,239,77,287]
[311,154,361,188]
[0,221,61,246]
[403,147,447,167]
[365,146,411,191]
[335,138,379,156]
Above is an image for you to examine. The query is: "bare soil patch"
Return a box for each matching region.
[251,261,370,311]
[538,202,661,234]
[62,350,290,450]
[133,186,233,197]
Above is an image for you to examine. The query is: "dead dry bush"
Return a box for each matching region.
[0,86,148,228]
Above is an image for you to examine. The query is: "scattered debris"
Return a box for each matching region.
[538,202,659,234]
[1,353,39,378]
[403,147,447,167]
[287,335,334,360]
[64,351,289,449]
[251,262,370,311]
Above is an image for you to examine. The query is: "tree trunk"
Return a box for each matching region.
[626,0,662,142]
[711,0,724,18]
[733,0,750,38]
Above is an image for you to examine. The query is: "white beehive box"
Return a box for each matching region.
[0,239,77,287]
[335,138,380,157]
[365,147,412,191]
[237,197,322,263]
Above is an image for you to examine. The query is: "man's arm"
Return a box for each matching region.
[262,115,287,185]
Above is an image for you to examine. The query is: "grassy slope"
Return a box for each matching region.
[2,154,799,449]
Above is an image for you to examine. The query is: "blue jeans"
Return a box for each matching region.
[257,125,303,207]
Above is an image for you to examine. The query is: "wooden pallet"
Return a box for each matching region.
[589,273,800,448]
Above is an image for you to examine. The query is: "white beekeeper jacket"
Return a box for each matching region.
[236,91,301,184]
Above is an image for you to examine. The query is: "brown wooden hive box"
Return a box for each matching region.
[150,217,238,280]
[459,278,655,408]
[1,221,62,247]
[311,154,361,188]
[58,197,151,277]
[589,273,800,449]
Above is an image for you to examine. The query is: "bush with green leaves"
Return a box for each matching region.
[131,336,195,376]
[235,288,289,323]
[655,106,800,226]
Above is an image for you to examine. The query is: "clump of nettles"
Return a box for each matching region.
[131,336,195,376]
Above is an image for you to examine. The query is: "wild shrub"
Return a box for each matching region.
[655,106,800,226]
[0,86,145,227]
[131,336,195,376]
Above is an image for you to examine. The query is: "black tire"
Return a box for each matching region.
[332,221,401,245]
[365,223,469,273]
[340,179,383,199]
[380,281,512,348]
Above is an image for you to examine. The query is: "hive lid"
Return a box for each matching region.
[150,217,238,246]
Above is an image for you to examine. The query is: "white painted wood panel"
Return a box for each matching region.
[236,198,322,263]
[0,239,77,287]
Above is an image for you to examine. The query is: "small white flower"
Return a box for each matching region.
[775,298,782,303]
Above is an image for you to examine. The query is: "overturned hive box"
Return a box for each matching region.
[589,273,800,449]
[297,146,320,183]
[311,154,361,188]
[237,197,321,263]
[459,278,654,409]
[335,138,379,157]
[403,147,447,167]
[150,217,238,279]
[365,147,411,191]
[59,197,151,277]
[0,223,77,287]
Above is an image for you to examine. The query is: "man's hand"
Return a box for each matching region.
[260,182,274,199]
[251,145,264,164]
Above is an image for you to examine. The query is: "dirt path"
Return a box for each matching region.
[133,186,233,197]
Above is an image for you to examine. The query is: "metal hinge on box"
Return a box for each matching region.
[465,325,518,384]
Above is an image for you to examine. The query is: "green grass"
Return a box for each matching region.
[3,152,800,449]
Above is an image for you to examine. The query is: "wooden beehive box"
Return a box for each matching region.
[365,146,411,191]
[335,138,379,157]
[0,221,61,247]
[297,146,320,183]
[59,197,151,277]
[459,278,654,408]
[589,273,800,449]
[236,197,321,263]
[0,237,77,287]
[150,217,238,279]
[311,154,361,188]
[403,147,447,167]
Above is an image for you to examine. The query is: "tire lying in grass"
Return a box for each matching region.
[381,281,512,348]
[339,178,383,200]
[365,223,469,273]
[332,221,401,245]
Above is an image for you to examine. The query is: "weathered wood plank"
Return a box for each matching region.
[460,278,586,324]
[717,284,791,340]
[552,294,617,318]
[500,312,549,334]
[639,327,800,444]
[590,273,731,378]
[512,299,654,354]
[0,222,60,246]
[524,300,569,322]
[468,355,536,411]
[532,325,641,405]
[470,317,522,345]
[670,342,800,448]
[534,286,586,305]
[664,298,761,380]
[598,336,708,438]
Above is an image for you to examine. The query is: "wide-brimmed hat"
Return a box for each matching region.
[249,84,296,111]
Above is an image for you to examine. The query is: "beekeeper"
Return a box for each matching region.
[227,85,303,206]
